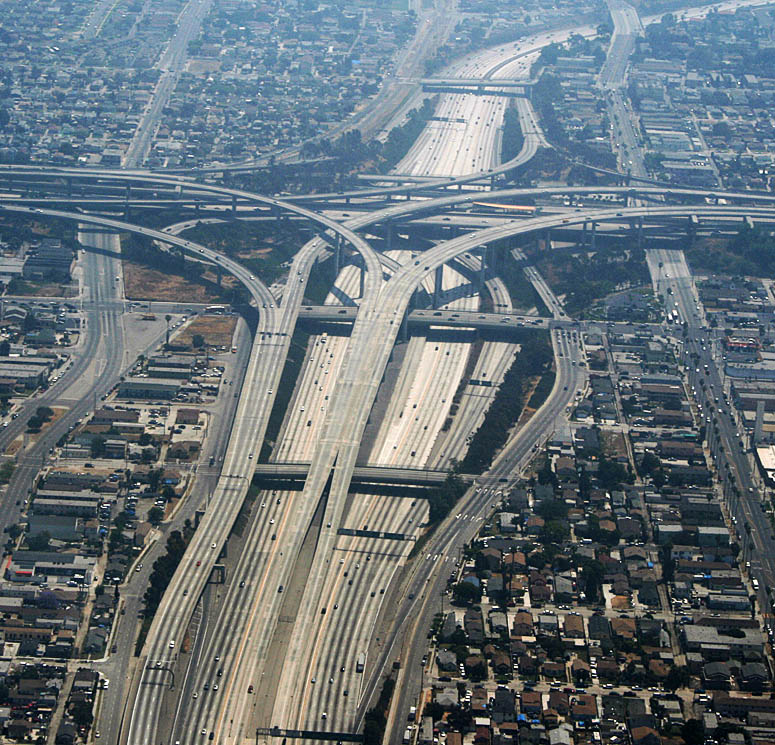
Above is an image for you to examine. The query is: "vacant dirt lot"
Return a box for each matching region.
[174,315,237,350]
[122,260,220,303]
[8,280,74,297]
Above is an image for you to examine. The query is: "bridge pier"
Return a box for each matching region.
[385,223,394,251]
[231,194,237,214]
[686,215,699,247]
[590,221,597,251]
[479,244,488,288]
[637,216,644,248]
[544,228,552,250]
[433,264,444,308]
[335,234,342,276]
[581,221,588,248]
[359,266,365,299]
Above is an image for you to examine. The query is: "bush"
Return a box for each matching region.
[0,461,14,484]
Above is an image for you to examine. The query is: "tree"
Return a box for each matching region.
[147,506,164,526]
[447,708,473,732]
[26,416,43,432]
[7,524,22,540]
[148,468,162,492]
[27,532,51,551]
[91,435,107,459]
[666,665,690,692]
[36,406,53,421]
[452,581,481,605]
[682,720,704,745]
[71,700,93,728]
[639,452,661,477]
[581,560,605,602]
[192,333,205,348]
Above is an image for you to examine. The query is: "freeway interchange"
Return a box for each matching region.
[3,196,775,745]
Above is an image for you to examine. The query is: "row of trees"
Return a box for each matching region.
[363,676,396,745]
[501,105,525,163]
[460,332,553,474]
[26,405,54,433]
[426,473,468,525]
[142,526,193,618]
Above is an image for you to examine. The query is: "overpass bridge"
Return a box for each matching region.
[297,305,550,332]
[251,462,474,487]
[419,77,535,97]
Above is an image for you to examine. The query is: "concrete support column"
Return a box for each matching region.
[66,177,73,199]
[637,216,644,248]
[231,194,237,214]
[687,216,697,248]
[581,221,588,249]
[434,264,444,308]
[386,223,393,251]
[490,174,496,188]
[479,245,487,288]
[591,222,597,251]
[400,311,409,342]
[335,235,342,276]
[359,267,365,299]
[544,229,552,251]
